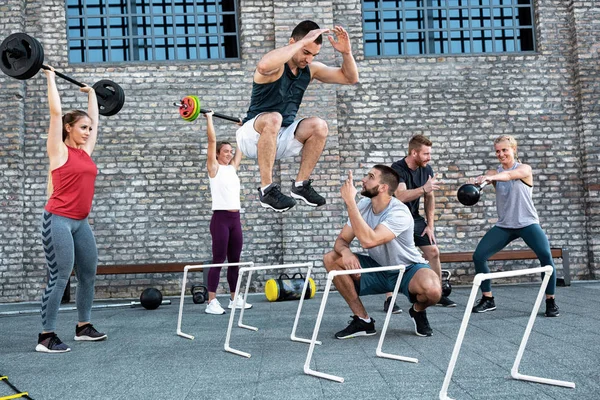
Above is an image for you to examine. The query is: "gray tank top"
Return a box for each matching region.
[495,162,539,229]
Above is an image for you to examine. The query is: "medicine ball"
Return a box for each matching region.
[140,288,163,310]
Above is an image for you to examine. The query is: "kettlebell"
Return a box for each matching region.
[441,270,452,297]
[457,181,490,206]
[191,285,208,304]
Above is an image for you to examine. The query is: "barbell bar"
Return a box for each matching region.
[175,95,242,124]
[1,32,125,116]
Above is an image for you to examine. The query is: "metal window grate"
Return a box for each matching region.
[362,0,535,57]
[66,0,239,63]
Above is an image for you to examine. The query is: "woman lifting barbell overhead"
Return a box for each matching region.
[469,135,560,317]
[202,110,252,315]
[36,66,107,353]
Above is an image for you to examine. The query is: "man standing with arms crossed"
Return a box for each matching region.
[386,135,456,310]
[236,20,359,212]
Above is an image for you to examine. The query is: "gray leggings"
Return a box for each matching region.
[40,211,98,332]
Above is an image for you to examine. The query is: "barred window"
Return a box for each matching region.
[66,0,239,63]
[362,0,535,57]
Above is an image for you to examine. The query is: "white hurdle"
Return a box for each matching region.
[224,262,318,358]
[439,265,575,400]
[176,262,254,340]
[304,265,417,383]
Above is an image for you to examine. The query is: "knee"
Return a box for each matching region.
[323,251,337,271]
[259,112,283,133]
[305,117,329,139]
[423,282,442,305]
[425,246,440,261]
[472,249,486,265]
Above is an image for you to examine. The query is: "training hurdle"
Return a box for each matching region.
[304,265,416,383]
[176,262,254,340]
[225,262,317,358]
[439,265,575,400]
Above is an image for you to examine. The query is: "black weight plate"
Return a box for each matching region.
[0,33,44,80]
[92,79,125,116]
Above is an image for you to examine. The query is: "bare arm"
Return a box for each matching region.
[81,85,99,156]
[204,112,219,178]
[310,26,359,85]
[394,176,440,203]
[341,171,396,249]
[333,224,362,271]
[44,68,67,170]
[254,28,330,82]
[231,144,243,170]
[475,165,532,186]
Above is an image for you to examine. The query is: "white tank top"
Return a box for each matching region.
[209,165,241,211]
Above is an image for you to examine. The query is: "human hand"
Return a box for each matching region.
[341,252,361,280]
[79,84,94,94]
[42,65,56,79]
[421,225,436,245]
[302,28,330,45]
[422,176,441,194]
[328,25,352,55]
[341,170,357,204]
[203,110,214,120]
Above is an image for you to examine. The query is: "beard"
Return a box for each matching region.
[361,185,379,198]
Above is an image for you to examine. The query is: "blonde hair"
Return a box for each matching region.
[493,135,520,162]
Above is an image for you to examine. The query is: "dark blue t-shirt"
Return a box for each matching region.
[242,63,311,127]
[391,158,434,221]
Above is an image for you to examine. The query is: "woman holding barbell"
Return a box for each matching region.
[202,111,252,315]
[36,66,107,353]
[470,135,559,317]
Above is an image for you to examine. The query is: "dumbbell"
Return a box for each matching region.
[0,32,125,116]
[175,95,242,123]
[457,181,490,206]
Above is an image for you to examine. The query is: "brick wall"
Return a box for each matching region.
[0,0,598,302]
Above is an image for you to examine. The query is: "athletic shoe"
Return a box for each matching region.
[545,298,560,317]
[74,323,107,341]
[36,333,71,353]
[436,296,457,307]
[228,297,253,309]
[335,315,376,339]
[259,184,296,212]
[290,179,326,207]
[472,296,496,313]
[383,297,402,314]
[205,298,226,315]
[409,305,433,337]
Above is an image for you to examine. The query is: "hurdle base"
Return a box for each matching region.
[376,349,419,363]
[291,336,321,345]
[224,345,251,358]
[177,331,194,340]
[512,372,575,388]
[304,366,344,383]
[238,323,258,331]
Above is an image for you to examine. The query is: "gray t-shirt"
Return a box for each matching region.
[495,162,539,229]
[347,197,427,267]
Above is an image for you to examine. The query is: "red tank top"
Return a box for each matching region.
[45,146,98,219]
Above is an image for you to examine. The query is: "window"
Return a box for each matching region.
[66,0,239,63]
[362,0,535,57]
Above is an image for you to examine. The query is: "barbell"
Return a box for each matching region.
[457,181,490,206]
[0,32,125,116]
[175,95,242,124]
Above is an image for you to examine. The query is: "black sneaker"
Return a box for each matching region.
[334,315,376,339]
[408,305,433,337]
[545,298,560,317]
[436,296,457,307]
[383,297,402,314]
[259,184,296,212]
[290,179,326,207]
[36,333,71,353]
[472,296,496,313]
[74,323,107,341]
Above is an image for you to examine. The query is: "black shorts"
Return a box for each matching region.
[413,218,434,247]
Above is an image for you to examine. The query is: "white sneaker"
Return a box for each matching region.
[205,299,226,315]
[228,296,252,309]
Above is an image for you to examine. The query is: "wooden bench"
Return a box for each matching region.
[440,247,571,286]
[95,262,202,275]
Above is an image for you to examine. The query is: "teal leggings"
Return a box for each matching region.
[473,224,556,295]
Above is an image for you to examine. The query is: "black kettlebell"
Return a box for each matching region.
[140,288,163,310]
[191,285,208,304]
[441,270,452,297]
[457,181,489,206]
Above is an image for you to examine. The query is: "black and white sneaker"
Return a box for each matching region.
[436,296,457,307]
[545,298,560,317]
[472,296,496,313]
[36,333,71,353]
[335,315,376,339]
[259,184,296,212]
[409,305,433,337]
[74,323,107,341]
[383,297,403,314]
[290,179,326,207]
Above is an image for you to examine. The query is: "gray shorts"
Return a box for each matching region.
[354,254,430,303]
[235,114,304,159]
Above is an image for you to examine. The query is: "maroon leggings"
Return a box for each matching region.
[208,211,243,293]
